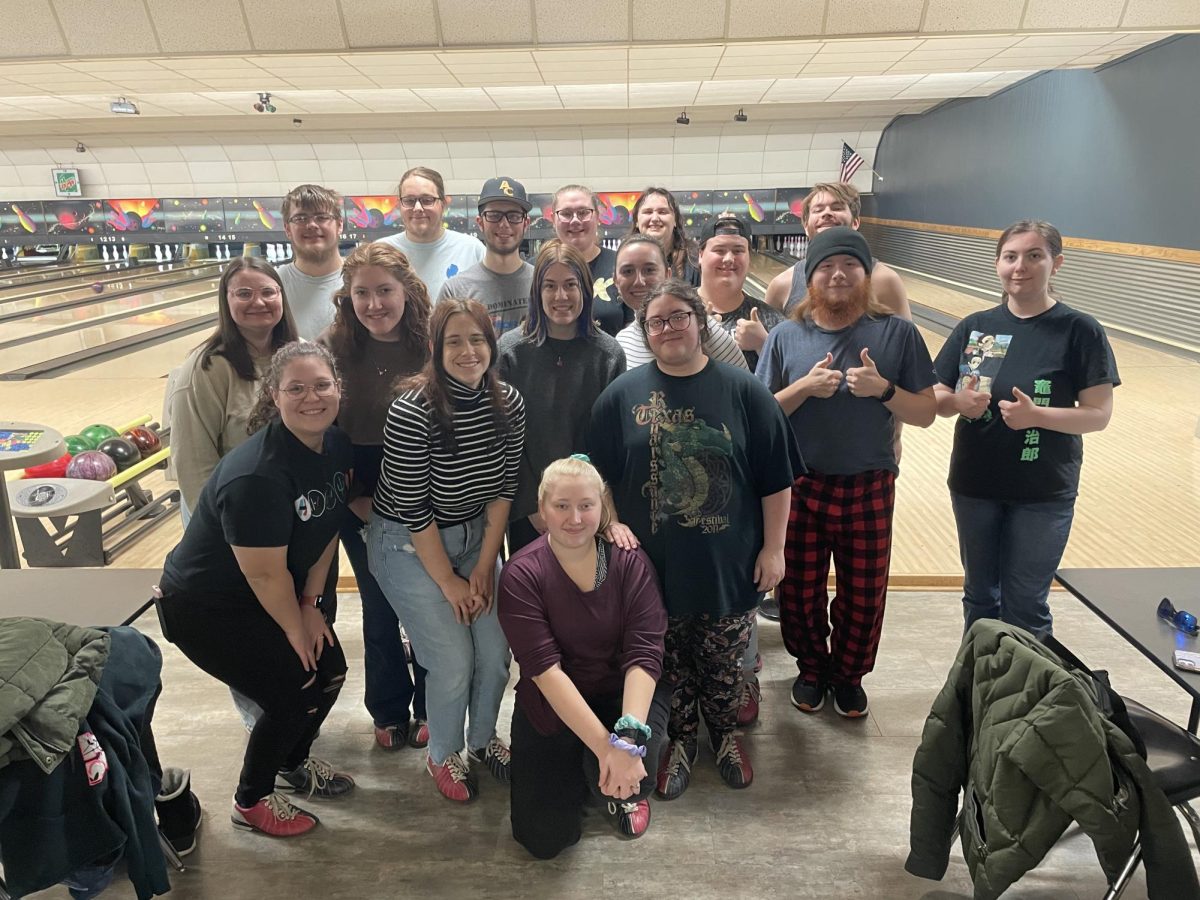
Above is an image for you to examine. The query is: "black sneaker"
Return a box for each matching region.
[655,738,697,801]
[275,757,356,799]
[468,736,512,784]
[155,767,203,856]
[832,683,869,719]
[790,677,826,714]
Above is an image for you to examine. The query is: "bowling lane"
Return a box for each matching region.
[0,262,220,313]
[0,260,117,287]
[0,273,221,345]
[0,290,216,373]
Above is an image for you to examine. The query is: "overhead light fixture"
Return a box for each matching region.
[75,141,87,153]
[676,109,690,125]
[253,92,277,113]
[110,97,139,115]
[734,107,748,122]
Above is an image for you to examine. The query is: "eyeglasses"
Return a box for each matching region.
[232,287,280,302]
[644,311,695,335]
[280,380,339,399]
[480,210,527,224]
[1158,597,1199,636]
[399,195,442,209]
[554,208,595,222]
[286,213,338,226]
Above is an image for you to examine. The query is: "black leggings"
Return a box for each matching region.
[509,681,671,860]
[159,590,347,807]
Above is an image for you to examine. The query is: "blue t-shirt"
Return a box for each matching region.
[757,313,936,476]
[375,229,485,300]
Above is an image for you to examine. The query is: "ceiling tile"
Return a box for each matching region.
[696,79,774,103]
[628,82,699,106]
[1122,0,1200,26]
[347,89,433,112]
[147,0,253,52]
[54,0,160,55]
[484,86,561,108]
[343,0,440,47]
[555,83,628,107]
[438,0,534,45]
[245,0,346,51]
[921,0,1024,32]
[534,0,628,42]
[1024,0,1126,29]
[630,0,725,41]
[825,0,925,35]
[1016,33,1116,49]
[413,87,498,110]
[821,38,922,53]
[0,0,68,57]
[802,62,891,75]
[726,0,824,39]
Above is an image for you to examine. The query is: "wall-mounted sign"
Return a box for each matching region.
[52,168,82,198]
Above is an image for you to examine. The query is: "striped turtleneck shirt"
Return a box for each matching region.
[373,375,526,531]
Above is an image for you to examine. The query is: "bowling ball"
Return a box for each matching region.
[122,426,161,458]
[97,437,141,471]
[91,282,104,293]
[23,453,71,479]
[66,450,117,481]
[81,423,119,446]
[64,433,93,454]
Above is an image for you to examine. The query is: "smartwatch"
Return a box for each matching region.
[879,381,896,403]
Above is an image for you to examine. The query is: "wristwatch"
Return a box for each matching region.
[879,381,896,403]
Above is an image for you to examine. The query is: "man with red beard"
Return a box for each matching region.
[756,227,937,719]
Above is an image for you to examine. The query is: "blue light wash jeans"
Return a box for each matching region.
[950,492,1076,638]
[366,512,511,766]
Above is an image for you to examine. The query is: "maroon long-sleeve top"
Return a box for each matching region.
[497,536,667,736]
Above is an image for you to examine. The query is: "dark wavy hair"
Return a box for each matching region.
[627,187,695,278]
[521,239,599,346]
[247,341,341,434]
[400,298,510,454]
[636,279,711,349]
[198,256,298,381]
[327,242,431,367]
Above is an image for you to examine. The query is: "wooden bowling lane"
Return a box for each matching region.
[0,260,216,307]
[0,259,118,288]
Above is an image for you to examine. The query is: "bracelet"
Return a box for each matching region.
[609,733,647,758]
[299,594,320,608]
[879,381,896,403]
[613,715,651,742]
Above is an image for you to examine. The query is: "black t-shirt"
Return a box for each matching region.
[588,246,631,337]
[588,360,804,618]
[708,293,786,372]
[933,301,1119,502]
[161,419,354,599]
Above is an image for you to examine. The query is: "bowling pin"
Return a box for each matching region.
[154,244,162,261]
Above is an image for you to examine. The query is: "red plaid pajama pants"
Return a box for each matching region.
[777,469,895,686]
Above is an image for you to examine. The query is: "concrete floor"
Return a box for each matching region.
[26,590,1198,900]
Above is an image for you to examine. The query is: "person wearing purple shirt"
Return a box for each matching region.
[498,455,669,858]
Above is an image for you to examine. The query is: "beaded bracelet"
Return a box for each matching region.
[613,715,651,742]
[609,733,647,758]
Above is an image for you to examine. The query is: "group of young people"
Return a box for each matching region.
[157,168,1118,858]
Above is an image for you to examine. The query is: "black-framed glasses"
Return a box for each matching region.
[554,208,595,222]
[480,210,527,224]
[644,310,694,336]
[286,213,338,226]
[399,195,442,209]
[1158,597,1199,636]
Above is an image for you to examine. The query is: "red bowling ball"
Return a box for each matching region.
[122,425,162,459]
[23,452,71,479]
[66,450,117,481]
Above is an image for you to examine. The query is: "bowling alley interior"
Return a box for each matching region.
[1,1,1199,898]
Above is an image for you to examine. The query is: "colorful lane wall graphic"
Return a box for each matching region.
[106,198,164,232]
[46,200,103,235]
[224,197,283,232]
[345,195,401,231]
[164,198,226,234]
[0,201,43,235]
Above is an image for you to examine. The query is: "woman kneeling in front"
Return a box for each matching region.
[499,455,669,858]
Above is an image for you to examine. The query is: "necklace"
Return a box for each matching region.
[376,365,389,376]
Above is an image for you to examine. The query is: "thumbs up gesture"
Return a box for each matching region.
[955,374,992,419]
[998,385,1040,430]
[735,306,768,352]
[846,347,889,398]
[801,351,842,399]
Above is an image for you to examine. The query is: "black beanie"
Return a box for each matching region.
[804,226,873,283]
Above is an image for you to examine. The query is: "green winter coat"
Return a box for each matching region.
[906,619,1198,900]
[0,618,110,774]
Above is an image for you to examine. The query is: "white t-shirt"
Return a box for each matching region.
[276,262,342,340]
[616,314,749,371]
[375,229,486,300]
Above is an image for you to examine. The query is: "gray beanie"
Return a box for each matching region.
[804,226,873,283]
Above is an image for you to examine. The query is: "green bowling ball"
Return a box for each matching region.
[64,433,93,454]
[81,423,119,447]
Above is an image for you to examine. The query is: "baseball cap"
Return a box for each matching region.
[699,213,752,247]
[477,177,531,212]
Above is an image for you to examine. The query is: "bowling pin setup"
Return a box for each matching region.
[264,242,293,262]
[101,244,133,262]
[773,234,807,259]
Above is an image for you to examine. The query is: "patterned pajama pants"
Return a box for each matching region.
[777,470,895,687]
[663,611,755,744]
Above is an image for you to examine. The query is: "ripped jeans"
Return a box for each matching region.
[366,513,511,766]
[159,589,348,807]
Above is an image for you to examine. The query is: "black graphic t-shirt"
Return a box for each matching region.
[933,301,1119,502]
[588,360,803,617]
[588,246,632,337]
[162,419,353,599]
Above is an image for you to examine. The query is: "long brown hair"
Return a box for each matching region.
[522,239,598,345]
[400,298,511,454]
[246,341,341,434]
[327,242,431,365]
[199,257,298,381]
[627,187,695,277]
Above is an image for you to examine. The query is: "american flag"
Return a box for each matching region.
[839,142,865,182]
